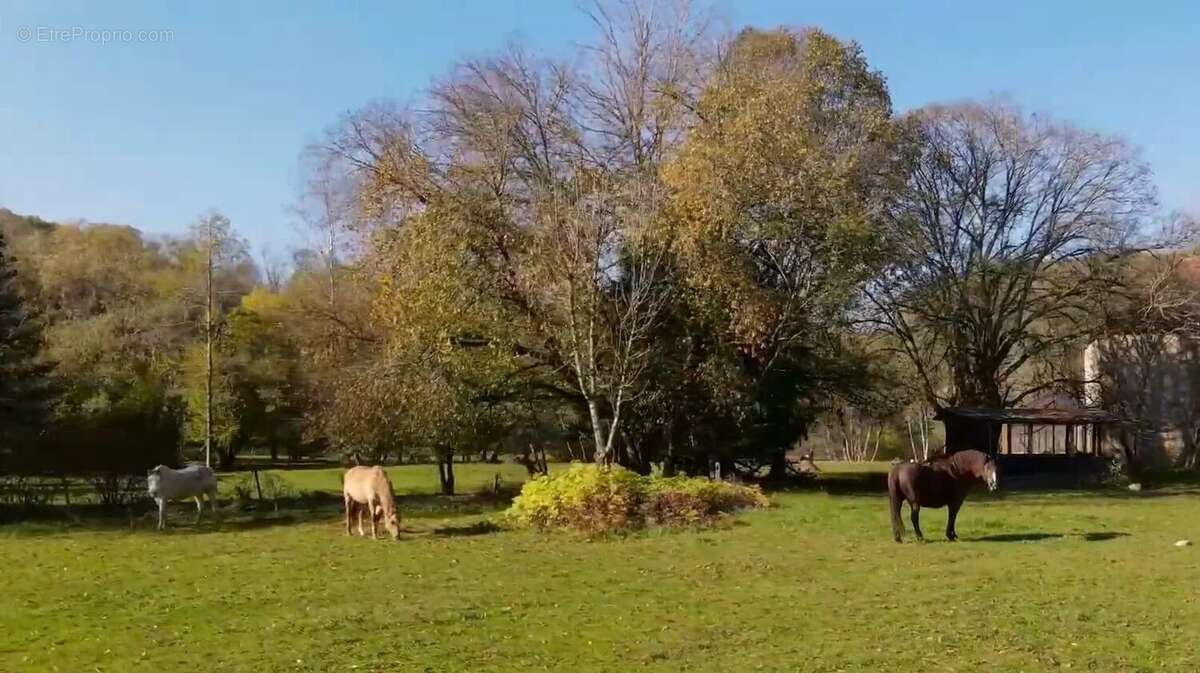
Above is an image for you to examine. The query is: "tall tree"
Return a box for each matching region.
[867,101,1157,408]
[0,229,54,471]
[658,27,902,476]
[307,1,714,468]
[180,212,253,467]
[529,178,671,464]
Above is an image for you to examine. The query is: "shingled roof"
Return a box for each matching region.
[935,407,1124,425]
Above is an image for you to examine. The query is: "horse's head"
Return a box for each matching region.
[982,457,999,492]
[373,504,401,540]
[146,465,164,496]
[382,509,402,540]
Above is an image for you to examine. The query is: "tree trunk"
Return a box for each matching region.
[622,432,651,475]
[518,445,549,476]
[587,398,608,464]
[438,453,456,495]
[218,447,237,471]
[766,448,790,481]
[661,424,678,477]
[518,448,537,476]
[204,220,214,469]
[661,457,677,478]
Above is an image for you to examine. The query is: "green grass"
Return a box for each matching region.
[3,463,1200,672]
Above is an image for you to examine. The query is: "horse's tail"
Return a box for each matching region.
[887,465,904,542]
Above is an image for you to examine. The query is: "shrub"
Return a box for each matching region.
[643,475,770,526]
[506,463,644,533]
[507,463,768,532]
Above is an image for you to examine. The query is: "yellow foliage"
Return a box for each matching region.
[660,28,900,356]
[240,287,288,321]
[507,463,769,533]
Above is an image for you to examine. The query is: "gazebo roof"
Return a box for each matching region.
[935,406,1124,426]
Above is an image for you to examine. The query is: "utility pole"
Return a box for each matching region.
[205,216,214,469]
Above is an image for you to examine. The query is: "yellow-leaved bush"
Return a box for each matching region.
[506,463,769,533]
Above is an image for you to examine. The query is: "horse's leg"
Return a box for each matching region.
[890,496,905,543]
[888,474,904,542]
[156,497,166,531]
[356,503,367,537]
[369,498,379,540]
[946,499,961,541]
[344,497,353,536]
[194,496,204,525]
[910,503,925,541]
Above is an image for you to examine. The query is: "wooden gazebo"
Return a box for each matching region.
[935,406,1125,475]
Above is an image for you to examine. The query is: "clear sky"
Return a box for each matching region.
[1,1,1197,252]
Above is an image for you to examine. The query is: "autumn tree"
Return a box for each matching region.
[517,178,670,464]
[355,203,530,491]
[657,27,903,476]
[866,101,1158,409]
[6,222,180,476]
[0,212,287,477]
[307,1,713,468]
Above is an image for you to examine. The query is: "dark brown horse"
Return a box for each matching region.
[888,449,997,542]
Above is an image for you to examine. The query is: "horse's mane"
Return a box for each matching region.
[935,450,990,476]
[373,469,399,514]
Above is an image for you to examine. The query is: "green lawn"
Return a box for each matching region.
[2,463,1199,672]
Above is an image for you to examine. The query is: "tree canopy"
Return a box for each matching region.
[0,1,1185,482]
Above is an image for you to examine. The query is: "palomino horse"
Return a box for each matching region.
[888,449,997,542]
[343,466,401,540]
[147,464,220,530]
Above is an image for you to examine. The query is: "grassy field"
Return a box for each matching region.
[2,463,1199,672]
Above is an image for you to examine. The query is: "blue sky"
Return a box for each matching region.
[1,1,1197,253]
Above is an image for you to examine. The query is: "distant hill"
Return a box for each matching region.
[0,208,57,240]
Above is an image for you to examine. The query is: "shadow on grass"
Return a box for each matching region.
[973,532,1064,542]
[2,489,518,538]
[758,472,885,496]
[1080,531,1130,541]
[431,521,503,537]
[972,531,1130,543]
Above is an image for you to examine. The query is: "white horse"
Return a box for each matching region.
[147,464,220,530]
[343,466,401,540]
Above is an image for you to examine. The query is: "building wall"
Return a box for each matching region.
[1083,335,1200,468]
